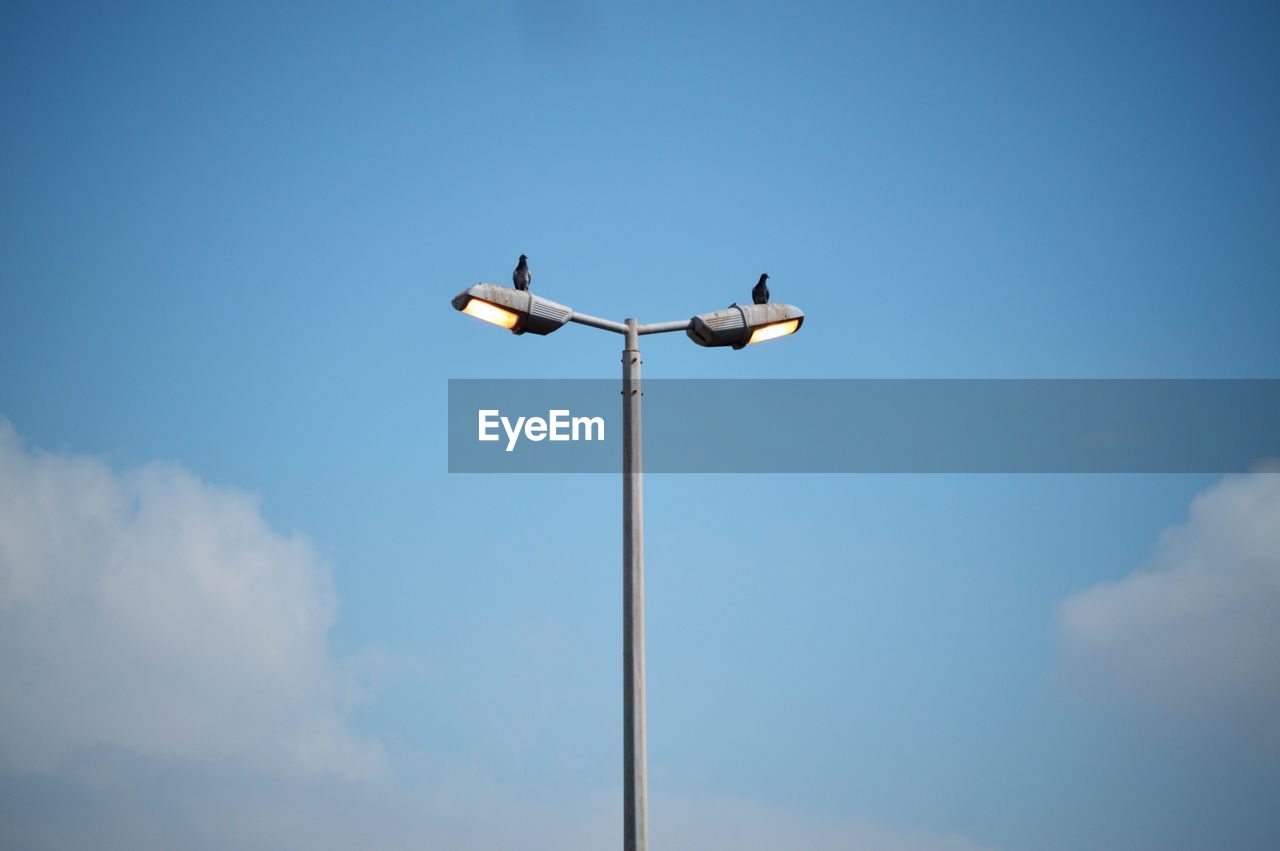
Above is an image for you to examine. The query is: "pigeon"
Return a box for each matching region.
[513,255,531,291]
[751,273,770,305]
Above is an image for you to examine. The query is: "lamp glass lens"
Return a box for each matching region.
[747,318,800,344]
[462,298,520,329]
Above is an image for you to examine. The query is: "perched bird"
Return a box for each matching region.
[751,273,770,305]
[513,255,531,291]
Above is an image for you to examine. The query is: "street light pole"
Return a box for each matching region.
[451,282,804,851]
[621,318,647,851]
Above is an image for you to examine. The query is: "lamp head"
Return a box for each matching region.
[451,283,571,335]
[687,302,804,349]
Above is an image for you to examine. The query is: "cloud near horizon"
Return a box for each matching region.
[0,419,999,850]
[0,420,382,778]
[1057,470,1280,747]
[0,748,1000,851]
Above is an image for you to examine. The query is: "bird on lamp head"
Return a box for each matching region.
[752,273,770,305]
[513,255,531,291]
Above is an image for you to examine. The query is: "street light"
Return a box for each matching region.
[452,280,805,851]
[451,283,572,335]
[686,302,806,349]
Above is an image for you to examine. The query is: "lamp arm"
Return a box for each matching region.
[636,319,692,335]
[569,312,691,336]
[568,312,629,334]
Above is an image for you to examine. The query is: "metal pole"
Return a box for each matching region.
[622,318,647,851]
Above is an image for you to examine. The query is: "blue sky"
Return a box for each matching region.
[2,2,1279,849]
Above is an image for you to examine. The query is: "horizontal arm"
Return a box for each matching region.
[637,319,691,335]
[569,312,629,334]
[569,312,691,336]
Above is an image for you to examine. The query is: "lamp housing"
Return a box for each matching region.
[451,283,572,335]
[686,302,805,349]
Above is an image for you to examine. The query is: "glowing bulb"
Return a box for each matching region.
[462,298,520,330]
[747,318,800,344]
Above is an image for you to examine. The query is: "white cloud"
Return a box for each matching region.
[0,420,997,850]
[1057,470,1280,745]
[653,794,998,851]
[0,420,382,778]
[0,752,998,851]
